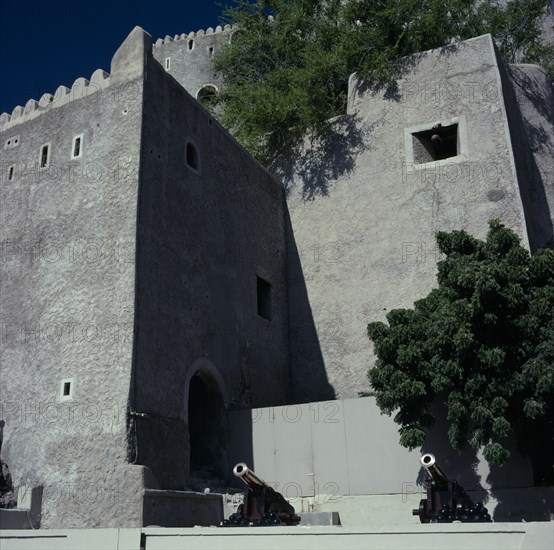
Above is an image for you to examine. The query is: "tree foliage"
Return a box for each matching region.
[367,220,554,470]
[213,0,553,162]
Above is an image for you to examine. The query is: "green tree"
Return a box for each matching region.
[367,220,554,477]
[213,0,553,162]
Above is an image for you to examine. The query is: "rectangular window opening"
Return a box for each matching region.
[412,123,458,164]
[257,276,272,321]
[73,137,81,157]
[8,166,14,181]
[186,141,200,172]
[165,57,171,70]
[60,378,74,401]
[208,46,214,57]
[40,144,49,168]
[188,39,194,51]
[71,134,83,159]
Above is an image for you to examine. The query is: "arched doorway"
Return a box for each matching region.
[187,368,228,481]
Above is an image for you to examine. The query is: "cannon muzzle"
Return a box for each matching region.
[420,453,448,484]
[233,462,266,490]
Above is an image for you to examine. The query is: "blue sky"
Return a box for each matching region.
[1,1,553,115]
[0,0,233,114]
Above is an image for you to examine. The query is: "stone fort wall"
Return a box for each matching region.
[0,27,150,528]
[0,25,292,527]
[285,34,554,401]
[0,20,553,528]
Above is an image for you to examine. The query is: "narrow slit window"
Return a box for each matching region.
[8,166,14,181]
[208,46,214,57]
[257,276,272,321]
[186,141,200,173]
[165,57,171,71]
[40,144,49,168]
[188,39,194,51]
[71,134,83,159]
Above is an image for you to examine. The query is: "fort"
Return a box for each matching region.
[0,17,553,547]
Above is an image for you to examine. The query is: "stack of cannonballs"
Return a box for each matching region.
[436,502,492,522]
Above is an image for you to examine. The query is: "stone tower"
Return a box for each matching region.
[0,26,292,527]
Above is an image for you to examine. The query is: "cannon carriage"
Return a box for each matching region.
[222,463,301,526]
[413,453,492,523]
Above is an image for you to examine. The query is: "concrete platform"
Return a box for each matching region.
[1,522,553,550]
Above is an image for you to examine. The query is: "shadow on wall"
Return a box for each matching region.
[419,400,553,522]
[488,462,554,522]
[350,43,461,103]
[272,43,465,201]
[269,114,369,200]
[501,62,554,251]
[284,204,336,404]
[418,401,482,497]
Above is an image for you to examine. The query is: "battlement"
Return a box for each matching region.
[0,69,110,132]
[153,24,234,47]
[0,24,233,133]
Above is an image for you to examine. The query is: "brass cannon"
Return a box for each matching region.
[413,453,491,523]
[222,463,301,526]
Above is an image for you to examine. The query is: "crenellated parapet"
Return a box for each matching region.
[0,68,110,132]
[0,23,230,132]
[153,24,234,47]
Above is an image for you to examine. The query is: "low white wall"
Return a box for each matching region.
[2,523,553,550]
[228,397,535,501]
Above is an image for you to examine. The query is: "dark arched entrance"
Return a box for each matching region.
[196,85,218,104]
[187,370,228,481]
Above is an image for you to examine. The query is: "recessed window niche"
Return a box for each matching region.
[257,276,272,321]
[185,139,201,174]
[405,116,467,166]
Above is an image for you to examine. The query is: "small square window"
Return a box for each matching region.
[59,378,74,402]
[412,123,458,163]
[257,276,272,321]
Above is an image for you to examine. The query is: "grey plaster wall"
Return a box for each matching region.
[129,38,290,490]
[285,34,534,401]
[152,27,231,101]
[0,27,150,528]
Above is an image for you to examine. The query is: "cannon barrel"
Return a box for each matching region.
[420,453,448,484]
[233,462,266,490]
